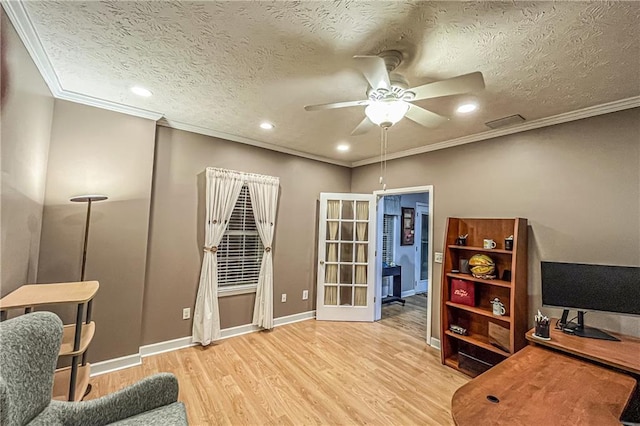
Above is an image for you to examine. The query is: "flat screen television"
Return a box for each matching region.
[541,261,640,341]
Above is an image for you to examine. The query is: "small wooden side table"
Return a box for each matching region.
[1,281,99,401]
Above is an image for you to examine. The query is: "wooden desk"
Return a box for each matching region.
[526,323,640,375]
[452,345,636,425]
[382,266,405,306]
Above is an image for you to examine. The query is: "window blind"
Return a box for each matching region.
[382,214,395,265]
[218,185,263,286]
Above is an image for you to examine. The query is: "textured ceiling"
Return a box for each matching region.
[21,1,640,163]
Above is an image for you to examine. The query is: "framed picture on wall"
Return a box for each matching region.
[401,207,415,245]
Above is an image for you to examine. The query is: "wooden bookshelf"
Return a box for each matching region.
[447,245,514,255]
[0,281,99,309]
[53,364,91,402]
[440,218,528,377]
[59,322,96,357]
[446,273,512,288]
[0,281,99,401]
[445,301,512,324]
[444,330,511,357]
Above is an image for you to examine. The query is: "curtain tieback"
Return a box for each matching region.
[264,247,272,253]
[204,246,218,253]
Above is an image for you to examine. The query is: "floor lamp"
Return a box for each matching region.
[69,194,107,398]
[70,194,108,281]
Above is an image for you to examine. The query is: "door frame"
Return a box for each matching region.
[373,185,435,347]
[414,202,429,294]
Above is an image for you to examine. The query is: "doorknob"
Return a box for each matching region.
[320,260,325,265]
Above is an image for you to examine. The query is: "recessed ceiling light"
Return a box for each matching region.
[130,86,152,97]
[457,103,477,114]
[259,122,274,130]
[336,144,350,152]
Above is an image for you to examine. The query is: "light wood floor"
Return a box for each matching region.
[380,294,428,341]
[87,314,468,425]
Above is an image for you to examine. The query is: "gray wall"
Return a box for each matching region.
[352,108,640,339]
[37,100,156,362]
[141,126,351,345]
[0,11,54,296]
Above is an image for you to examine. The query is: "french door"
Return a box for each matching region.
[316,193,376,321]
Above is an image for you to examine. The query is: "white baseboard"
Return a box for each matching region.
[90,353,141,377]
[218,322,262,340]
[140,335,197,358]
[218,310,316,340]
[274,310,316,326]
[401,289,416,298]
[89,310,316,377]
[430,337,441,350]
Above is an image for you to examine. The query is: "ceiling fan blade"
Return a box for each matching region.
[410,72,485,101]
[353,55,391,90]
[351,117,377,136]
[304,99,369,111]
[405,104,449,128]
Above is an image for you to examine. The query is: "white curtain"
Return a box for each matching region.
[248,174,280,329]
[355,201,369,306]
[324,200,340,305]
[192,168,244,345]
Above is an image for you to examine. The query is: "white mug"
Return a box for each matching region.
[491,298,506,316]
[483,239,497,249]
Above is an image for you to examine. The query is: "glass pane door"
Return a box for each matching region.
[317,193,376,321]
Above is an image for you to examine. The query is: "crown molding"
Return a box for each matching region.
[2,0,60,91]
[157,118,352,168]
[56,90,163,121]
[5,1,638,167]
[2,0,163,121]
[351,96,640,167]
[4,0,339,163]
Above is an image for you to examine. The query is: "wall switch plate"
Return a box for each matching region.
[182,307,191,320]
[434,252,443,263]
[281,293,287,303]
[302,290,309,300]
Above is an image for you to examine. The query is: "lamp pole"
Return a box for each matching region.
[69,194,107,397]
[70,195,108,281]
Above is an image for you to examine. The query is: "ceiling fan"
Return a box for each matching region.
[304,50,485,135]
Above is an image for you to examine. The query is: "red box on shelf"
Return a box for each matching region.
[451,279,475,306]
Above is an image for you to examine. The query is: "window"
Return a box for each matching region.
[218,185,263,290]
[382,214,395,266]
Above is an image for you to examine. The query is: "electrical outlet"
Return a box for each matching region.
[302,290,309,300]
[281,293,287,303]
[434,252,443,263]
[182,307,191,320]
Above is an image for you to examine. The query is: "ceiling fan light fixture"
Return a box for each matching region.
[456,103,478,114]
[365,100,409,127]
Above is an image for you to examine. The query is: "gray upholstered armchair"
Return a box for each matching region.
[0,312,188,425]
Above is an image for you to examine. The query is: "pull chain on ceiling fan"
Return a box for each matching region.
[379,126,389,191]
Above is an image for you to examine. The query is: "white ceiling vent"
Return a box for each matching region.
[485,114,526,129]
